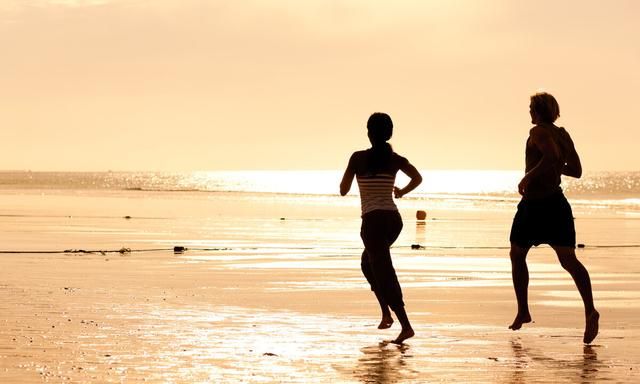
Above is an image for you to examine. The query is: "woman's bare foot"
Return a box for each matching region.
[509,313,532,330]
[391,328,414,344]
[583,309,599,344]
[378,315,394,329]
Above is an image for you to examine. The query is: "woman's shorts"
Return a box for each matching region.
[509,192,576,248]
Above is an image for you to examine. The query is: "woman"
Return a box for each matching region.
[509,92,599,344]
[340,112,422,344]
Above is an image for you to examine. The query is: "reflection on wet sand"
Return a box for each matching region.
[509,338,602,384]
[415,221,427,246]
[353,341,415,383]
[581,345,600,383]
[3,240,640,383]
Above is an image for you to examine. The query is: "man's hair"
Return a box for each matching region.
[530,92,560,123]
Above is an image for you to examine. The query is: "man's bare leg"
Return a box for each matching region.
[552,246,599,343]
[509,243,532,330]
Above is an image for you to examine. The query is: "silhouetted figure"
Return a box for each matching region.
[508,92,599,344]
[340,112,423,344]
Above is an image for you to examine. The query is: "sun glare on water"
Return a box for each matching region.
[185,170,522,198]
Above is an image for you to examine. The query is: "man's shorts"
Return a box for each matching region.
[510,192,576,248]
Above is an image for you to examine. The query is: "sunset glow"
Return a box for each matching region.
[1,1,638,171]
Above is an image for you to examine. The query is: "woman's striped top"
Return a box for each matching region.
[356,173,398,215]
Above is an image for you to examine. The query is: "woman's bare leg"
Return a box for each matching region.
[391,306,414,344]
[374,291,394,329]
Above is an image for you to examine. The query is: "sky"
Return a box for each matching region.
[1,0,639,171]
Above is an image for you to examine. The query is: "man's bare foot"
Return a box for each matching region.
[509,313,532,330]
[391,328,414,344]
[378,316,394,329]
[583,310,599,344]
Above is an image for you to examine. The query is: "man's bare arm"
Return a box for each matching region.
[561,130,582,178]
[518,127,559,195]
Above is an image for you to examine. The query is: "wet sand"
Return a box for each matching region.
[1,192,640,382]
[2,244,640,383]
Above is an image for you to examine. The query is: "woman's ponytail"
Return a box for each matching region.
[366,113,394,173]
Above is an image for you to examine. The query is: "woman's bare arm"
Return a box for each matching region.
[340,155,356,196]
[394,161,422,198]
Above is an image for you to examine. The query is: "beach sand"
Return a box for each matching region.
[1,191,640,383]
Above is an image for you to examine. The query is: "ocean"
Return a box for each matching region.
[2,170,639,199]
[0,170,638,254]
[1,170,639,215]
